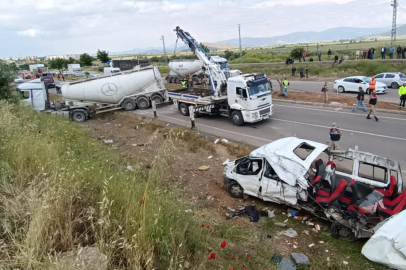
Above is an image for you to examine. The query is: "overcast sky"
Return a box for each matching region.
[0,0,405,58]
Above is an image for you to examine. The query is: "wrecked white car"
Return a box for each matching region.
[223,137,404,240]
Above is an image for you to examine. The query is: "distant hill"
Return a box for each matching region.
[368,24,406,37]
[215,27,390,47]
[110,26,393,56]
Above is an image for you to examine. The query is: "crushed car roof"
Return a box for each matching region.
[250,137,328,188]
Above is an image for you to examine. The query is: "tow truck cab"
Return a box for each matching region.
[227,74,273,123]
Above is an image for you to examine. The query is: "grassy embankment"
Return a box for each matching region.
[0,103,225,269]
[234,60,406,78]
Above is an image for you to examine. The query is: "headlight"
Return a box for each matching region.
[252,112,259,120]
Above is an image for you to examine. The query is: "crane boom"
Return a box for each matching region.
[174,26,227,97]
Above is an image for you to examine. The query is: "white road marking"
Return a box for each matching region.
[275,104,406,121]
[272,118,406,141]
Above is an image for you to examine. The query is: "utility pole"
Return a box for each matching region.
[391,0,398,47]
[238,24,242,57]
[160,35,167,64]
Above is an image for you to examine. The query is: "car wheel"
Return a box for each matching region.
[338,86,345,93]
[137,97,150,110]
[179,103,190,116]
[231,111,244,126]
[71,110,87,123]
[123,99,136,111]
[391,82,399,89]
[228,181,244,198]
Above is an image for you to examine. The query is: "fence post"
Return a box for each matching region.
[189,106,195,129]
[152,100,157,118]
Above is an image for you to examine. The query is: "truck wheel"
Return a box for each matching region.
[175,77,180,84]
[71,110,87,123]
[179,103,190,116]
[151,95,163,105]
[228,181,244,198]
[231,111,244,126]
[137,97,150,110]
[123,99,136,111]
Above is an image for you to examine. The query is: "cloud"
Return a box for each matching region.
[251,0,355,8]
[162,1,187,13]
[17,29,39,37]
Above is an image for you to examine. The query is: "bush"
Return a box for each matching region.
[0,61,20,103]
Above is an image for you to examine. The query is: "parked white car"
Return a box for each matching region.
[334,76,387,94]
[374,72,406,89]
[14,77,23,83]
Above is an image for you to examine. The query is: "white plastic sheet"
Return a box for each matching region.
[362,210,406,269]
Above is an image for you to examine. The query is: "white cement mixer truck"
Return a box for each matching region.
[17,65,167,122]
[166,56,241,84]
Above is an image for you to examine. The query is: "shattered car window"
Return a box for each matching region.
[294,143,316,160]
[359,162,387,183]
[237,158,263,176]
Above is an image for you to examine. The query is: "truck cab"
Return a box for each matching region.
[17,79,50,111]
[104,67,121,76]
[227,74,273,124]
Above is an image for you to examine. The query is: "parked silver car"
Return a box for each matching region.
[374,72,406,89]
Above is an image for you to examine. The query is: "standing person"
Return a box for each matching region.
[381,47,386,59]
[309,57,314,62]
[305,64,309,78]
[299,66,304,78]
[368,76,376,95]
[402,46,406,59]
[397,46,402,59]
[181,78,187,88]
[302,51,307,62]
[61,74,65,82]
[332,55,339,65]
[367,90,379,121]
[292,66,296,77]
[371,48,375,60]
[282,78,289,98]
[327,49,332,61]
[329,122,342,152]
[389,46,395,59]
[318,51,322,61]
[321,82,329,104]
[362,50,366,59]
[356,50,360,60]
[353,87,368,112]
[399,83,406,109]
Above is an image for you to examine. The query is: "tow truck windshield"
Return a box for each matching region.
[247,78,270,97]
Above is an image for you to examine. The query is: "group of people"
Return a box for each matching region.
[291,65,309,78]
[355,46,406,60]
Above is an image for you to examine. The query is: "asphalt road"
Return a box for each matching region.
[132,101,406,180]
[270,80,400,103]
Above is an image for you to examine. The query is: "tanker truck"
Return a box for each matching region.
[17,65,167,122]
[166,56,241,84]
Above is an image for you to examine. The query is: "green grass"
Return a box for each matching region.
[0,102,223,270]
[236,60,406,77]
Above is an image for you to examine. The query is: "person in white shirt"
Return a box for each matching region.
[355,50,360,60]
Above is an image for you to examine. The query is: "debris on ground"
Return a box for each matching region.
[208,156,213,159]
[103,140,114,144]
[184,261,190,269]
[275,222,287,228]
[268,210,275,218]
[221,139,229,143]
[278,228,298,238]
[226,206,260,222]
[278,258,296,270]
[198,166,210,171]
[214,139,219,144]
[291,253,310,265]
[126,166,133,171]
[343,261,349,266]
[271,254,283,264]
[308,243,315,248]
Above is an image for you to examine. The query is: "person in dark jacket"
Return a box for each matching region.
[397,46,402,59]
[292,66,296,77]
[353,87,368,112]
[329,122,342,152]
[402,47,406,59]
[327,49,332,60]
[299,67,304,78]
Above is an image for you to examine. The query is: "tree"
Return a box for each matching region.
[79,53,93,66]
[224,50,234,60]
[290,47,305,60]
[48,58,69,69]
[19,64,29,71]
[0,61,19,102]
[199,43,210,53]
[96,49,111,64]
